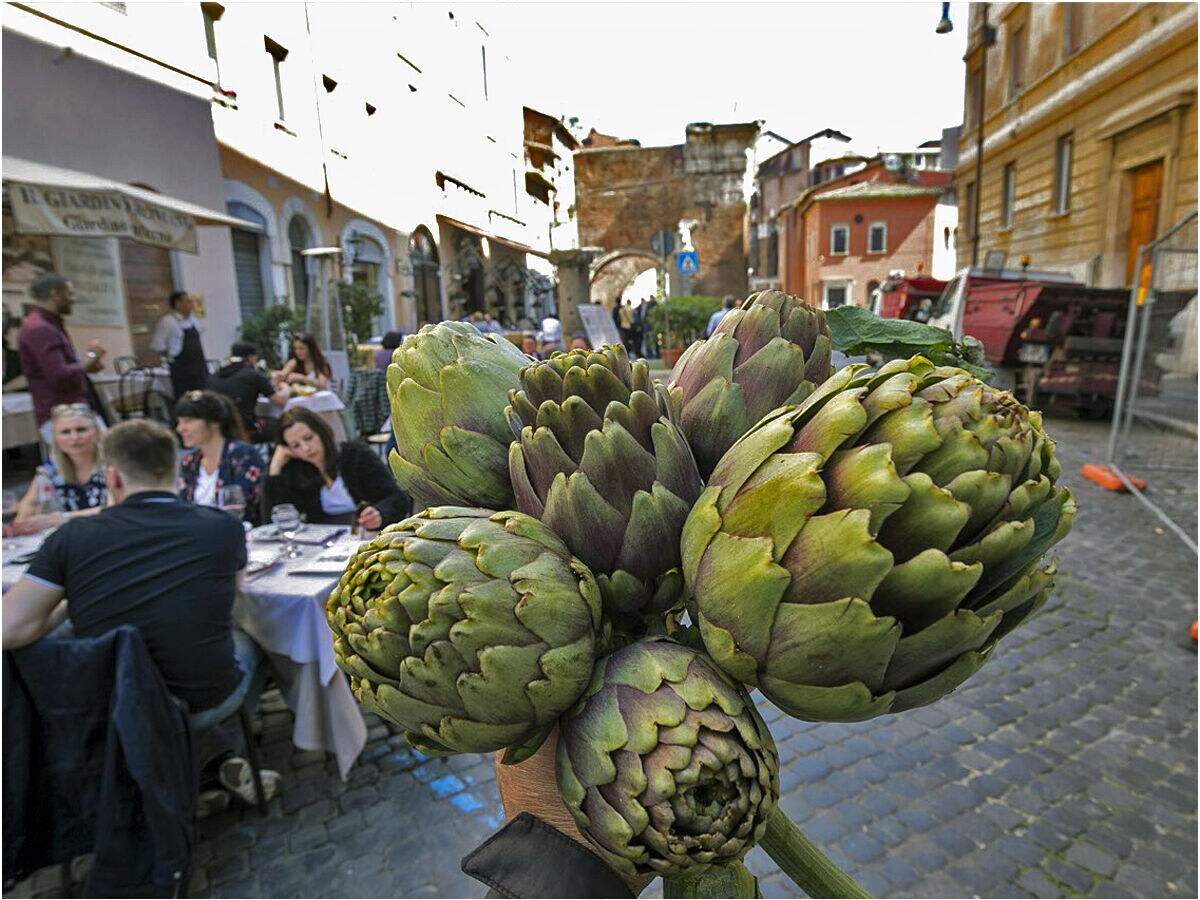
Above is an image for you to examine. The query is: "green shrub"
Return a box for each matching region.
[644,295,723,349]
[238,299,304,369]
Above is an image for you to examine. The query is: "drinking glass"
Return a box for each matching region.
[2,490,19,551]
[217,485,246,519]
[271,503,302,559]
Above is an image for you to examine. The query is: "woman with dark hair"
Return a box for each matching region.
[265,407,410,529]
[279,333,332,390]
[175,390,265,522]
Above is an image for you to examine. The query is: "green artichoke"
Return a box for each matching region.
[506,345,704,633]
[557,639,779,878]
[667,290,833,478]
[387,321,529,509]
[326,507,605,762]
[683,356,1075,722]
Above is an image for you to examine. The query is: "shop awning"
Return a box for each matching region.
[2,156,262,254]
[436,214,548,259]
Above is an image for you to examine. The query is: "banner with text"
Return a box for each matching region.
[8,181,198,253]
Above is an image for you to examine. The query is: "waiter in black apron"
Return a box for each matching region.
[150,290,209,399]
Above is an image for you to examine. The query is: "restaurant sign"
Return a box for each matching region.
[7,181,198,253]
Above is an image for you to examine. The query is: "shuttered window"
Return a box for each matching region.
[231,229,266,319]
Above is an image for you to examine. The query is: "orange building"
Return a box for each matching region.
[780,161,953,308]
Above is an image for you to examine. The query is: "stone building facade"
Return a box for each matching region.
[574,122,759,309]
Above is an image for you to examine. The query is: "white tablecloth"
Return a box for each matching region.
[2,391,39,449]
[236,533,366,778]
[2,529,367,779]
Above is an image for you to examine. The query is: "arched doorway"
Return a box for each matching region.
[288,215,312,316]
[347,235,386,337]
[410,227,442,325]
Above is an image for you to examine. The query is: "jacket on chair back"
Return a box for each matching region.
[3,625,196,897]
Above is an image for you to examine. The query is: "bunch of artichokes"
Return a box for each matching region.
[325,308,1075,892]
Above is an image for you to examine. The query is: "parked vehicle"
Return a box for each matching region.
[928,268,1135,415]
[872,276,948,321]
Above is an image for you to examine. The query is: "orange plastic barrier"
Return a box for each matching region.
[1081,464,1146,492]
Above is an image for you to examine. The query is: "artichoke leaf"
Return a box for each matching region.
[883,608,1001,691]
[764,597,900,692]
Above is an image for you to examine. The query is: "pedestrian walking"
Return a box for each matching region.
[704,295,738,337]
[150,290,208,399]
[618,299,635,351]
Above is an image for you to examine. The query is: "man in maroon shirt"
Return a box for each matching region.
[18,273,107,443]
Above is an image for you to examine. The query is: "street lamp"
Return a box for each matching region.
[935,2,953,33]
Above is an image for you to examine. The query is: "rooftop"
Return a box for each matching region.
[813,181,945,201]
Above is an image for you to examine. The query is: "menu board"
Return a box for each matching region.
[577,303,624,350]
[51,236,127,328]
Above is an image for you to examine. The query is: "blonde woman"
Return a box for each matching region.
[13,403,107,533]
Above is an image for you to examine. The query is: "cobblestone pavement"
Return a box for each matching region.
[13,415,1197,898]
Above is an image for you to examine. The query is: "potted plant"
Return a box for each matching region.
[644,295,722,368]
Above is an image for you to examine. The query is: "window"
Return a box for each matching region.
[265,37,288,121]
[823,282,850,309]
[201,3,223,68]
[867,223,888,254]
[1001,163,1016,229]
[1054,134,1073,214]
[766,229,779,278]
[1008,22,1027,100]
[963,181,976,239]
[966,65,983,129]
[830,224,849,255]
[1063,5,1083,57]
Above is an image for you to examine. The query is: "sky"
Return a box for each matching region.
[479,1,969,153]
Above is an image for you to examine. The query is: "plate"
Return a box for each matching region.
[246,548,282,576]
[248,524,282,542]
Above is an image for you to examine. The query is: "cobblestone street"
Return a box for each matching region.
[14,414,1197,899]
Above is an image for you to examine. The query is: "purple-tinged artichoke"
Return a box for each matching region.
[667,290,833,478]
[507,345,704,633]
[556,639,779,878]
[683,356,1075,722]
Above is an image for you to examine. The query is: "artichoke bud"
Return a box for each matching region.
[326,507,606,761]
[667,290,834,479]
[556,639,779,878]
[386,321,530,510]
[684,356,1075,723]
[506,344,703,635]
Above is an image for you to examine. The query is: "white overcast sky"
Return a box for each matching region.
[477,1,969,153]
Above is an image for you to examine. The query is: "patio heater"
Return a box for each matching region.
[300,246,350,389]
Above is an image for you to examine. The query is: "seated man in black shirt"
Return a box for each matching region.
[208,341,288,442]
[3,419,275,805]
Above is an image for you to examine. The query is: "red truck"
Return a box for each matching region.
[870,276,949,320]
[927,268,1135,415]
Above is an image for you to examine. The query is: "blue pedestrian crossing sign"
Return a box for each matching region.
[677,251,698,275]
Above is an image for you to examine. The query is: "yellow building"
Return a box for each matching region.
[956,2,1197,287]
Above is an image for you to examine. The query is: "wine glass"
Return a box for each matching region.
[2,490,19,551]
[271,503,302,559]
[217,485,246,519]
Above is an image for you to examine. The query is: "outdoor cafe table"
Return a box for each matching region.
[257,390,348,442]
[1,528,367,779]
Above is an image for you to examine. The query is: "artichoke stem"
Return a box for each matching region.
[760,809,872,899]
[662,862,760,899]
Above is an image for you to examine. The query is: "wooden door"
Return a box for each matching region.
[1125,160,1163,287]
[120,239,174,365]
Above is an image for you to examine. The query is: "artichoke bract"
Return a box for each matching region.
[326,507,605,762]
[667,290,833,479]
[506,345,704,633]
[683,356,1076,722]
[557,640,779,878]
[387,321,529,509]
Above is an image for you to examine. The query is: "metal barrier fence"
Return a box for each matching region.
[1107,212,1198,553]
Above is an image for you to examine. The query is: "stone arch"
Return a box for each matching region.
[280,197,321,311]
[589,249,664,310]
